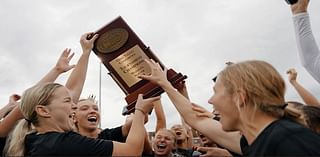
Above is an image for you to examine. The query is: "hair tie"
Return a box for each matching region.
[281,103,288,109]
[25,118,32,124]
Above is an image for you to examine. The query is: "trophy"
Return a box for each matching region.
[91,16,187,115]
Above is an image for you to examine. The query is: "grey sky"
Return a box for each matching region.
[1,0,320,131]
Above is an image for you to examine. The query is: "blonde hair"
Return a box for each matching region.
[219,60,287,118]
[156,128,176,143]
[6,83,62,156]
[78,94,98,104]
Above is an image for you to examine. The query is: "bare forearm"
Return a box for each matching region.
[162,83,198,127]
[0,105,12,119]
[65,53,90,103]
[142,130,153,155]
[124,110,146,155]
[154,100,166,132]
[291,81,320,106]
[121,122,131,137]
[37,68,62,85]
[0,106,24,137]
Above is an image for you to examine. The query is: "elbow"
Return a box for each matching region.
[183,116,197,128]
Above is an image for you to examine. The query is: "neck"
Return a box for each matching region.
[176,139,189,149]
[78,127,99,138]
[35,120,65,134]
[239,110,278,145]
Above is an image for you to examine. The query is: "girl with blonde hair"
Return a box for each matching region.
[140,59,320,156]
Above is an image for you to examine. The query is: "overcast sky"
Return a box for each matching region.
[1,0,320,131]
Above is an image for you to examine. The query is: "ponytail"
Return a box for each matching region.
[283,103,305,126]
[6,119,34,156]
[6,83,62,156]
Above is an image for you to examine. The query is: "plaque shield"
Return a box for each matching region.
[92,16,187,115]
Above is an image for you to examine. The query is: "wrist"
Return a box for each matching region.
[291,6,307,15]
[160,81,173,91]
[53,66,64,74]
[135,108,146,115]
[81,48,92,54]
[290,80,297,84]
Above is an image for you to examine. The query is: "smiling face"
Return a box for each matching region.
[44,86,75,132]
[208,76,240,132]
[153,129,176,156]
[75,99,100,131]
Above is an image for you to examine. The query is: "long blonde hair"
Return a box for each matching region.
[6,83,62,156]
[219,60,287,118]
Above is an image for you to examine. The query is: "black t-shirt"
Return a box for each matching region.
[0,137,6,155]
[98,126,126,142]
[240,118,320,156]
[25,131,113,156]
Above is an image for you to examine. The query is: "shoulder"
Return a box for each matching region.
[265,119,320,155]
[25,131,83,146]
[98,126,126,142]
[241,119,320,156]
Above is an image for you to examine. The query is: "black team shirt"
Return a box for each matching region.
[240,118,320,156]
[25,131,113,156]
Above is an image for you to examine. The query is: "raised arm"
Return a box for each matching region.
[0,94,23,137]
[139,59,242,154]
[176,82,194,148]
[121,113,153,155]
[0,94,20,119]
[291,0,320,83]
[65,33,98,103]
[0,50,76,137]
[154,100,167,132]
[287,68,320,106]
[37,48,75,84]
[112,94,160,156]
[0,106,24,137]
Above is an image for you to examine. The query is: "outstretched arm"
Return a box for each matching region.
[0,94,20,119]
[291,0,320,83]
[176,82,194,148]
[112,94,160,156]
[0,94,23,137]
[65,33,98,103]
[139,59,242,154]
[0,106,24,137]
[287,68,320,106]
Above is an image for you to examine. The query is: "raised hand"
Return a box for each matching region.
[55,48,76,73]
[134,94,160,115]
[291,0,309,14]
[5,94,21,112]
[138,59,170,87]
[80,32,99,54]
[287,68,298,83]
